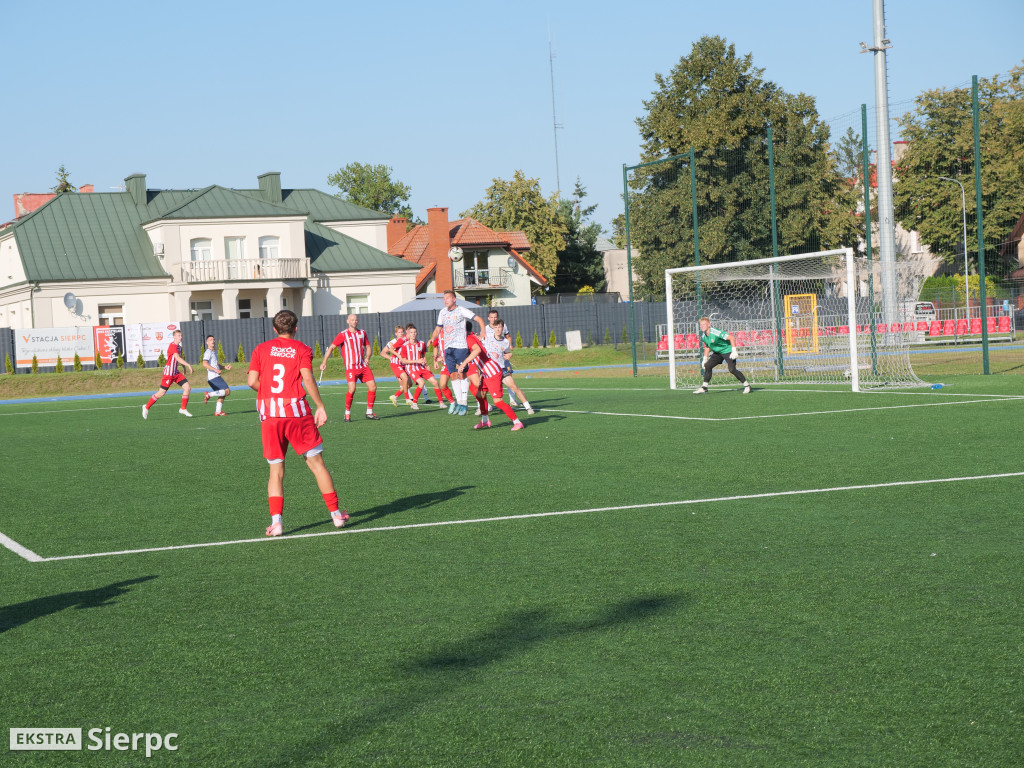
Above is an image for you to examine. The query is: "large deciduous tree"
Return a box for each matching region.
[327,162,416,221]
[629,36,860,299]
[893,64,1024,272]
[461,170,566,284]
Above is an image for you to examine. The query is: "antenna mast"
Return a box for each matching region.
[549,31,563,196]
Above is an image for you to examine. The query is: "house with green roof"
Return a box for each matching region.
[0,172,420,329]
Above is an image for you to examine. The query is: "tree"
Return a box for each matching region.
[893,65,1024,271]
[609,213,627,249]
[52,164,76,194]
[835,127,863,182]
[462,170,567,284]
[327,162,417,221]
[629,36,860,299]
[554,180,606,293]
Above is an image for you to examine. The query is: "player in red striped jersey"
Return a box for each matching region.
[395,324,444,410]
[380,325,412,407]
[142,329,194,419]
[248,310,347,537]
[320,313,379,422]
[431,334,456,409]
[459,331,525,431]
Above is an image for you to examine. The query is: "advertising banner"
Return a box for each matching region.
[125,323,182,362]
[15,327,95,368]
[93,326,126,364]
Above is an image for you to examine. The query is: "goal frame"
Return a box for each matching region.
[665,248,863,391]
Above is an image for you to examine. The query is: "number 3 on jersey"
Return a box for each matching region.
[271,363,286,393]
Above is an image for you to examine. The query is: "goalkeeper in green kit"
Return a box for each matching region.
[694,317,751,395]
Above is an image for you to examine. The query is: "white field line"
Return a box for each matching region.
[542,396,1021,422]
[24,470,1024,563]
[0,530,44,562]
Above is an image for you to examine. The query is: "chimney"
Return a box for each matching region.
[125,174,147,206]
[427,207,452,293]
[79,184,94,193]
[258,172,282,203]
[387,216,408,251]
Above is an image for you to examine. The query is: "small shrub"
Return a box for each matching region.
[515,331,523,348]
[333,345,340,357]
[116,354,125,369]
[237,343,246,363]
[372,337,380,356]
[532,330,540,348]
[73,352,82,372]
[136,352,145,369]
[55,356,64,373]
[587,330,594,346]
[157,350,166,367]
[5,353,13,374]
[94,352,102,369]
[603,327,611,344]
[548,330,557,347]
[31,355,39,374]
[314,341,322,359]
[622,324,630,344]
[217,341,225,366]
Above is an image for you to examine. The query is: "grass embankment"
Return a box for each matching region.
[0,344,661,400]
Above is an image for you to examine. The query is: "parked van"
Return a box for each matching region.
[913,301,937,320]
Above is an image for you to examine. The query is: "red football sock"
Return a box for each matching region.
[145,396,158,409]
[469,382,478,397]
[413,385,423,401]
[493,400,516,421]
[322,491,339,514]
[443,387,454,403]
[367,391,376,409]
[181,395,189,408]
[345,392,354,410]
[477,392,489,415]
[269,496,284,518]
[394,389,403,398]
[433,388,443,402]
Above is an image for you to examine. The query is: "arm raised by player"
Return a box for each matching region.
[300,367,328,427]
[473,315,486,337]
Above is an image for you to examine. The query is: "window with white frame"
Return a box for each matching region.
[190,300,214,321]
[98,304,124,326]
[259,236,280,260]
[190,238,213,261]
[225,237,246,260]
[346,294,369,314]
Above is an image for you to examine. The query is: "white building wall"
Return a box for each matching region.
[323,220,389,251]
[0,233,27,288]
[312,270,417,316]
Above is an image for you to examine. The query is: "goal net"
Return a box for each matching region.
[663,248,928,391]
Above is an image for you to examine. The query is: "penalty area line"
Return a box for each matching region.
[0,529,44,562]
[31,470,1024,563]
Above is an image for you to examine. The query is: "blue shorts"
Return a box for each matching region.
[208,376,229,391]
[444,347,470,375]
[500,361,514,378]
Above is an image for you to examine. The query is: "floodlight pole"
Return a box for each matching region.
[938,177,969,321]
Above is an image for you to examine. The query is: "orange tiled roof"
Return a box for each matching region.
[389,215,546,291]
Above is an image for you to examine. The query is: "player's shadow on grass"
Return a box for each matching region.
[261,593,685,767]
[284,486,475,534]
[0,576,157,636]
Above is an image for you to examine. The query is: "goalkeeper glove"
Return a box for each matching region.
[729,347,738,360]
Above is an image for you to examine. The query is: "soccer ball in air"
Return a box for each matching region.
[448,246,464,262]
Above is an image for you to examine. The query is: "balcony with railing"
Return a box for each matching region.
[179,258,311,284]
[454,267,513,291]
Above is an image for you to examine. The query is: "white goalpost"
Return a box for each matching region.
[663,248,928,392]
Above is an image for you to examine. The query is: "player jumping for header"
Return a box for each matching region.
[694,316,750,395]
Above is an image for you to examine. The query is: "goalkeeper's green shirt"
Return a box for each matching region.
[700,326,732,355]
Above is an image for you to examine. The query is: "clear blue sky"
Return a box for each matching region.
[2,0,1021,233]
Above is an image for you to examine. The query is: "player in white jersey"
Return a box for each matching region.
[201,335,232,415]
[430,290,484,415]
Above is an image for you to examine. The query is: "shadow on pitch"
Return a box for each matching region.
[284,486,475,534]
[0,575,158,636]
[260,592,685,767]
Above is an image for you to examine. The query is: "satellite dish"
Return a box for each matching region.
[64,292,77,309]
[507,256,516,268]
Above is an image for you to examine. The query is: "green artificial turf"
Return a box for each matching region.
[1,375,1021,766]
